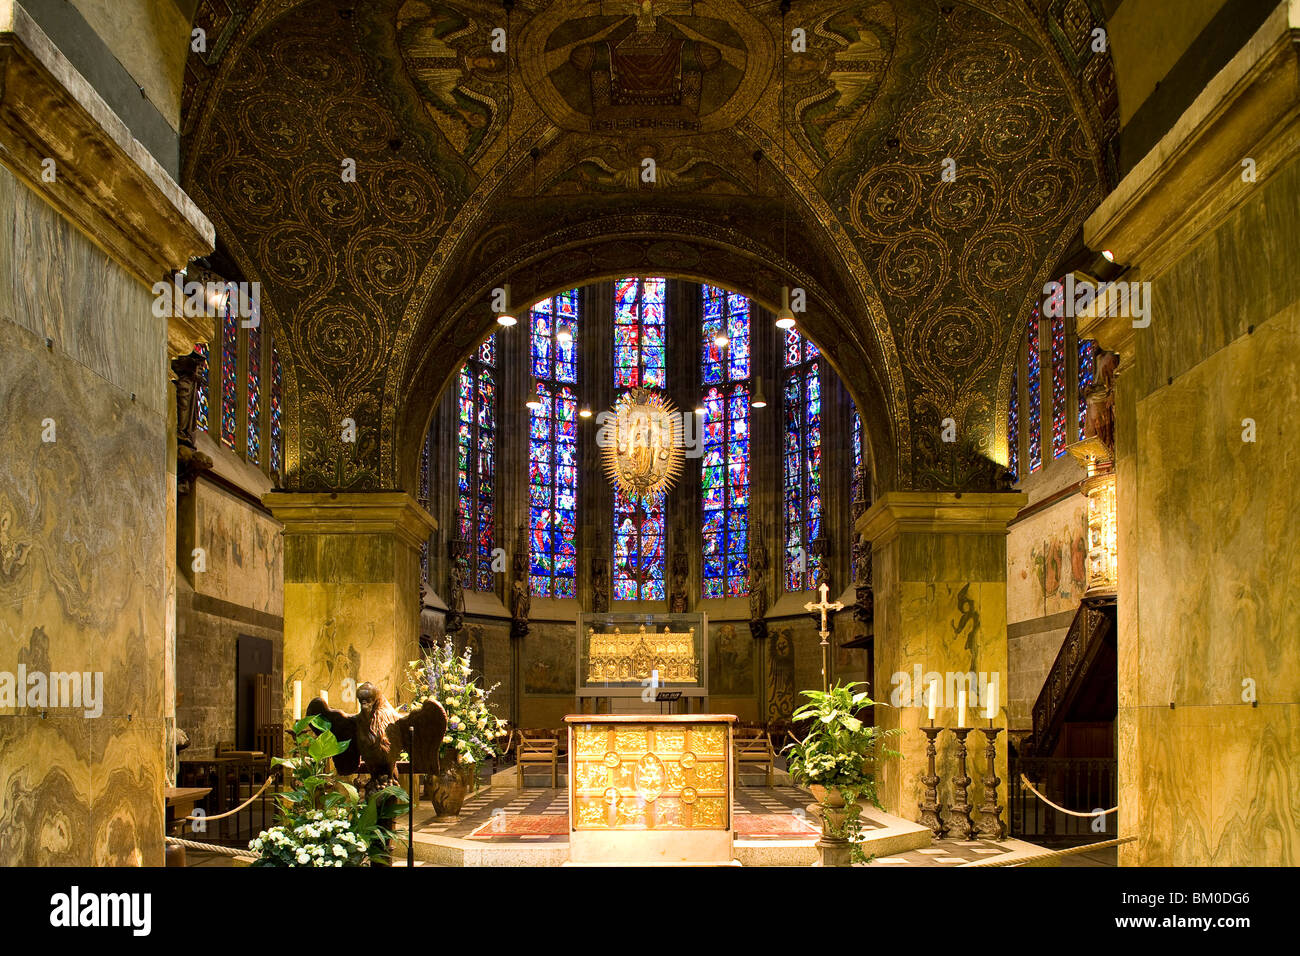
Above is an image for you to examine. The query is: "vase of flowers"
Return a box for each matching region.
[405,638,508,819]
[782,681,902,866]
[248,715,408,866]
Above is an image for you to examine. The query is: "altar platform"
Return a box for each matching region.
[393,785,1045,866]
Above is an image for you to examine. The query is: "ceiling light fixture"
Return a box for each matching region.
[496,282,517,327]
[713,330,729,349]
[751,377,767,409]
[1101,249,1115,262]
[526,378,543,409]
[579,405,593,419]
[775,285,796,330]
[557,321,573,345]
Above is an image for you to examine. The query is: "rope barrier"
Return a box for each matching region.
[182,773,279,822]
[961,835,1135,867]
[165,836,256,861]
[1019,773,1117,817]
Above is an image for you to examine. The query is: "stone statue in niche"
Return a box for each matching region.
[748,521,769,640]
[446,540,468,634]
[1083,348,1120,456]
[171,351,212,494]
[510,525,531,640]
[668,543,689,612]
[851,462,873,631]
[591,551,610,613]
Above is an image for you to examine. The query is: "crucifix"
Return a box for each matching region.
[804,581,844,691]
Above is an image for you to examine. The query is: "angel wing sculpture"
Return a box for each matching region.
[306,682,448,794]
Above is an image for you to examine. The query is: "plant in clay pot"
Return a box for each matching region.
[782,681,902,865]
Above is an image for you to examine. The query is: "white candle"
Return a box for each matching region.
[957,687,966,728]
[320,689,328,705]
[985,677,998,720]
[927,679,938,721]
[292,680,302,721]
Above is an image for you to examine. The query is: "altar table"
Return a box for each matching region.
[564,713,736,864]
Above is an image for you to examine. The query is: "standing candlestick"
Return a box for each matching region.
[918,726,948,839]
[292,680,302,721]
[927,679,937,722]
[957,687,966,728]
[948,728,977,840]
[976,724,1006,841]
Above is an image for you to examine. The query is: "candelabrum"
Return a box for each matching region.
[976,724,1006,841]
[947,728,977,841]
[918,726,948,839]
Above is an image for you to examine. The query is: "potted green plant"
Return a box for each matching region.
[404,639,509,818]
[248,715,408,866]
[782,681,902,865]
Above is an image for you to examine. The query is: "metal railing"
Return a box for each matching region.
[1010,755,1116,845]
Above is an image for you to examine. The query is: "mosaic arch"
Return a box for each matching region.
[182,0,1118,495]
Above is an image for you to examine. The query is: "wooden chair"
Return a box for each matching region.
[512,729,562,788]
[733,725,777,787]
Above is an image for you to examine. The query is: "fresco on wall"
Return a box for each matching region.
[709,623,755,696]
[523,625,576,696]
[766,627,796,726]
[1008,498,1089,622]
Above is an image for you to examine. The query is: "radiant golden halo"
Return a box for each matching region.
[599,387,686,498]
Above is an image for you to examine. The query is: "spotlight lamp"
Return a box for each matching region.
[775,285,797,330]
[751,378,768,409]
[526,378,543,410]
[496,283,517,327]
[579,405,593,419]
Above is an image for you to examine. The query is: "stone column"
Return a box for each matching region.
[264,493,437,719]
[858,492,1025,827]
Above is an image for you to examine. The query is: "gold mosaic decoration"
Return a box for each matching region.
[570,723,729,830]
[585,624,698,683]
[600,388,685,499]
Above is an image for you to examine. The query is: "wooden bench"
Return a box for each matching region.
[511,729,562,788]
[733,726,777,787]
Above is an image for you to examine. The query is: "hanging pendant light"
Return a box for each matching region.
[775,285,796,330]
[526,378,543,409]
[557,321,573,345]
[496,282,517,327]
[751,377,768,409]
[694,401,706,417]
[713,329,729,349]
[579,404,593,419]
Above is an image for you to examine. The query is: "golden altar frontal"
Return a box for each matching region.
[565,714,736,864]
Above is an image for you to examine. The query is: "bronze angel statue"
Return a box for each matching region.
[306,682,447,795]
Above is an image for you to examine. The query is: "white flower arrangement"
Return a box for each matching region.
[404,639,509,774]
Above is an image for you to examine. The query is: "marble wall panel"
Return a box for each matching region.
[0,166,169,864]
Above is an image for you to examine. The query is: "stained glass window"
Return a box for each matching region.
[701,285,750,384]
[529,292,580,598]
[419,432,431,582]
[456,335,497,591]
[1027,306,1042,473]
[784,331,823,591]
[1078,338,1097,437]
[613,277,667,600]
[1051,307,1067,458]
[246,324,261,465]
[614,487,666,601]
[220,300,238,449]
[270,334,283,475]
[1008,364,1019,481]
[851,407,863,502]
[700,286,750,598]
[194,343,209,432]
[614,277,666,389]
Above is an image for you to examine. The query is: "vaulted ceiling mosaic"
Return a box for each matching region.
[182,0,1117,493]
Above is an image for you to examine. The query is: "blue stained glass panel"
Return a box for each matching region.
[529,297,580,598]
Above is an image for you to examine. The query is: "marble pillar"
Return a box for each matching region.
[0,5,212,865]
[1084,2,1300,866]
[858,492,1025,829]
[264,493,437,722]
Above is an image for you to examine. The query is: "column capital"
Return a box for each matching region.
[857,491,1027,546]
[263,491,437,552]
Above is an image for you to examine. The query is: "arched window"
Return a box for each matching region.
[529,291,580,598]
[783,330,823,592]
[193,293,283,480]
[613,277,667,601]
[700,285,750,598]
[1008,278,1102,481]
[456,337,497,591]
